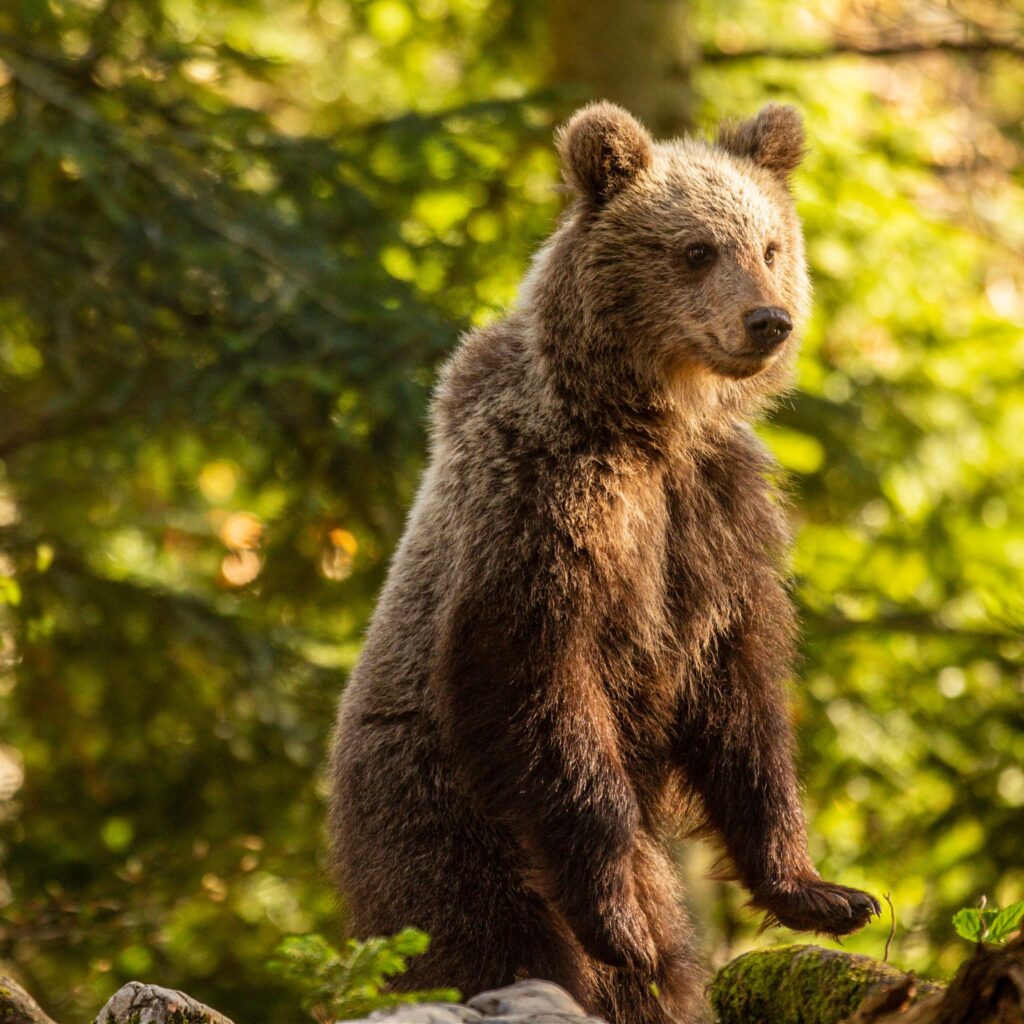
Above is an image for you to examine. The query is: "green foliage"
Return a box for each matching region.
[269,929,459,1022]
[688,1,1024,981]
[0,1,552,1017]
[953,898,1024,944]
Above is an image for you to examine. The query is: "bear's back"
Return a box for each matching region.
[336,317,537,726]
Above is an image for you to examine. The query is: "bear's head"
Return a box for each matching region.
[533,101,810,415]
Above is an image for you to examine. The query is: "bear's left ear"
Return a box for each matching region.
[556,101,654,204]
[717,104,805,179]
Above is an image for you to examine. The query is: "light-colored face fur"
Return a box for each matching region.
[524,102,811,420]
[594,142,810,381]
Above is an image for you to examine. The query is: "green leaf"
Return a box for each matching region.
[0,577,21,606]
[988,900,1024,943]
[953,908,983,942]
[953,907,1001,943]
[268,930,457,1020]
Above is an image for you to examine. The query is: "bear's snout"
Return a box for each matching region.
[743,306,793,352]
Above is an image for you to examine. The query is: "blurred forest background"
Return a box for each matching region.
[1,0,1023,1019]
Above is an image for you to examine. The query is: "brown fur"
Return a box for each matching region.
[329,102,879,1024]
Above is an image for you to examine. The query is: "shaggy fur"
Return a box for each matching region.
[329,102,880,1024]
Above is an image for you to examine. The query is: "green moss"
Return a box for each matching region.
[710,945,941,1024]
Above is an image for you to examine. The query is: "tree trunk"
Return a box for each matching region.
[548,0,695,134]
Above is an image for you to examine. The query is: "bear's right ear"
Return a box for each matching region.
[555,101,654,204]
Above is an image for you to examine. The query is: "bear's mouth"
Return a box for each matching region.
[702,331,782,379]
[720,355,774,379]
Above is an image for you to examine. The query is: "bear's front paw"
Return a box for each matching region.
[754,878,881,936]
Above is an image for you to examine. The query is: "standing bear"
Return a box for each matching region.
[329,102,880,1024]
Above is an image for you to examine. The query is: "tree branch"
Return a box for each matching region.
[802,610,1023,644]
[701,37,1024,63]
[0,38,358,329]
[0,976,58,1024]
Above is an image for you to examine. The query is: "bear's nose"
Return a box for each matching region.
[744,306,793,351]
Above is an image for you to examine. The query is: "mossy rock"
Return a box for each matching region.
[710,945,941,1024]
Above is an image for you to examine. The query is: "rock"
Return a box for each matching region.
[88,979,602,1024]
[467,980,591,1018]
[1,976,603,1024]
[94,981,235,1024]
[366,1004,483,1023]
[357,981,605,1024]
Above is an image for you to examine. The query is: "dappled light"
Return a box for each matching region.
[321,528,358,582]
[218,512,264,553]
[219,550,262,588]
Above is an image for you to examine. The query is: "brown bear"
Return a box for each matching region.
[329,101,880,1024]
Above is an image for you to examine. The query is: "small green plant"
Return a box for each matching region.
[952,895,1024,945]
[269,928,460,1022]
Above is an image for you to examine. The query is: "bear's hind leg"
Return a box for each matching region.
[394,868,600,1011]
[596,838,708,1024]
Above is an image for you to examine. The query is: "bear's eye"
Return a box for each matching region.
[764,243,778,266]
[683,243,717,269]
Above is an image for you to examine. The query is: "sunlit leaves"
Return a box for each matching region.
[269,929,459,1021]
[953,898,1024,944]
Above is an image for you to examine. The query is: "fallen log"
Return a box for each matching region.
[709,944,941,1024]
[710,934,1024,1024]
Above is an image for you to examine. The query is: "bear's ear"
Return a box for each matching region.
[555,101,654,204]
[717,104,805,179]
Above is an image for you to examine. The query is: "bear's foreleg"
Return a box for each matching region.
[676,601,880,937]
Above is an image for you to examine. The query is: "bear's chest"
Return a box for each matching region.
[664,463,766,641]
[595,454,766,641]
[592,451,779,761]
